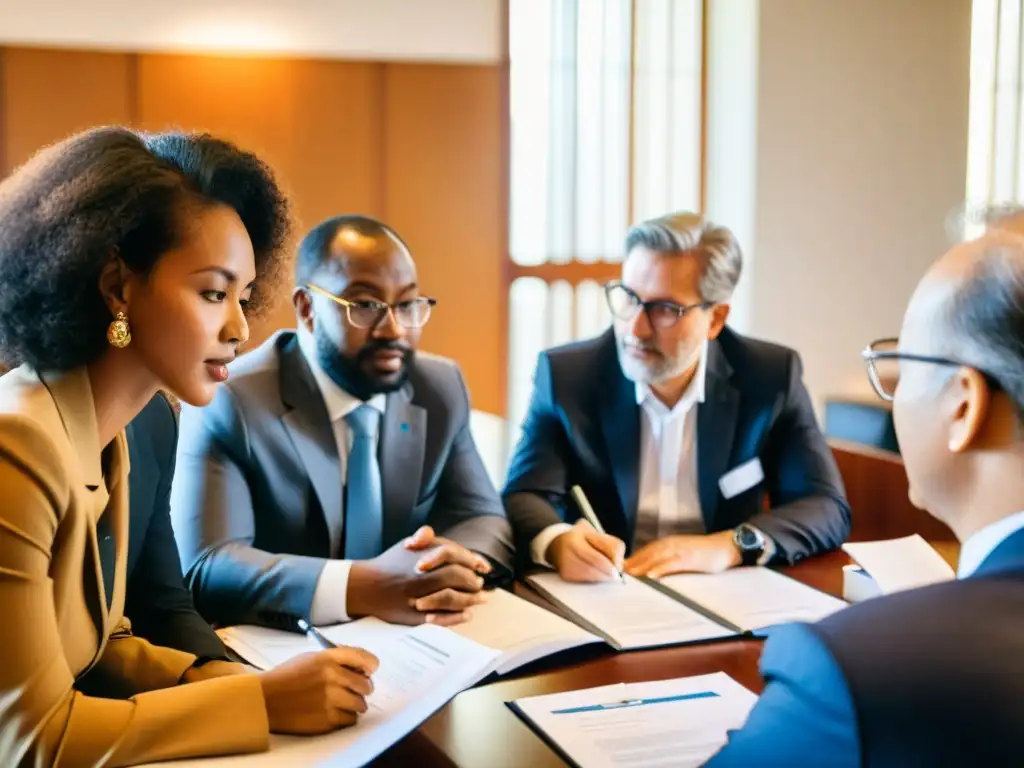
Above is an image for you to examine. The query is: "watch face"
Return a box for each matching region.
[737,526,761,550]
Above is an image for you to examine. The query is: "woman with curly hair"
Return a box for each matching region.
[0,127,378,766]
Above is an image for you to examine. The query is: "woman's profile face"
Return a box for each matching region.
[125,203,257,406]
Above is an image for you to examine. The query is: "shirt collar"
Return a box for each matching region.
[297,328,386,422]
[957,509,1024,579]
[635,340,708,417]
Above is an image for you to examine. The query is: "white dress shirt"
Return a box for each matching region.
[957,509,1024,579]
[632,348,708,546]
[298,329,387,624]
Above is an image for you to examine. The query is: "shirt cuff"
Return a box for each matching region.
[309,559,354,624]
[750,526,776,566]
[530,523,574,567]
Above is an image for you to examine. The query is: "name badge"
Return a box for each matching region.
[719,457,765,500]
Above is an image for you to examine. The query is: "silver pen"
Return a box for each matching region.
[297,617,336,650]
[570,484,626,583]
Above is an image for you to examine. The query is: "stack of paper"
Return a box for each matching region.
[510,672,757,768]
[841,534,955,597]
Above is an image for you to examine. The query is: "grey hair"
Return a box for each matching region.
[946,201,1024,243]
[624,212,742,303]
[938,236,1024,423]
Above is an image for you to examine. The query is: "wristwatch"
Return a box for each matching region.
[733,523,766,566]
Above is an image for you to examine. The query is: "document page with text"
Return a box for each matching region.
[451,587,603,674]
[657,567,847,632]
[221,587,602,678]
[148,624,500,768]
[527,573,736,649]
[512,672,757,768]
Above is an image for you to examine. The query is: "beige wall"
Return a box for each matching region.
[708,0,972,409]
[0,0,502,62]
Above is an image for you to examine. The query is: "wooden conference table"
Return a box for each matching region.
[374,543,959,767]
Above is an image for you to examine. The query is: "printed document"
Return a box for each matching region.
[146,623,500,768]
[511,672,757,768]
[220,587,601,677]
[526,572,736,649]
[657,567,847,632]
[450,586,602,673]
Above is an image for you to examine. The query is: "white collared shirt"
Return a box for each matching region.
[632,345,708,546]
[298,328,386,624]
[957,509,1024,579]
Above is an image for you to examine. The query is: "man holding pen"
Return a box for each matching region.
[503,212,851,581]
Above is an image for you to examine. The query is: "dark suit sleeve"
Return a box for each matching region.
[747,353,852,562]
[171,386,327,628]
[501,352,574,558]
[123,395,230,661]
[427,367,515,576]
[705,623,860,767]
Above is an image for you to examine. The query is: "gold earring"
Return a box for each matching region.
[107,311,131,348]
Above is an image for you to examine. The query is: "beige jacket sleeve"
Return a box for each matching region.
[0,419,270,767]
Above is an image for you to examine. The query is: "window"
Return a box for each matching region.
[505,0,705,456]
[965,0,1024,238]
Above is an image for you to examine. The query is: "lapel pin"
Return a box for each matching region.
[401,422,409,432]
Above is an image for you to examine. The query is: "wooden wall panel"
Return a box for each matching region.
[831,440,957,544]
[1,47,133,174]
[382,64,504,415]
[135,54,384,345]
[0,49,506,412]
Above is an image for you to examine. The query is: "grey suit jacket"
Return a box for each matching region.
[170,330,513,628]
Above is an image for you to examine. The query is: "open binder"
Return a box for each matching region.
[526,565,847,650]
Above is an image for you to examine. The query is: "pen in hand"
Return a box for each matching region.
[570,485,626,583]
[297,617,337,650]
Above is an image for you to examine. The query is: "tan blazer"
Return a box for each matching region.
[0,365,270,767]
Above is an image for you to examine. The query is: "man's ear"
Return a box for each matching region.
[707,303,730,339]
[97,253,131,316]
[948,367,990,452]
[292,286,315,334]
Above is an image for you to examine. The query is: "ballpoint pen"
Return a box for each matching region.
[570,484,626,583]
[297,617,336,649]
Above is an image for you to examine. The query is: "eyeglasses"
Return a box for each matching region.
[604,281,711,330]
[306,284,437,329]
[860,337,1001,401]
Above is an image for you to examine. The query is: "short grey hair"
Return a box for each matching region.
[946,201,1024,242]
[624,212,742,303]
[938,235,1024,424]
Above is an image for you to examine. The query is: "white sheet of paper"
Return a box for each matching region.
[842,534,955,594]
[527,572,736,649]
[218,618,400,672]
[513,672,757,768]
[659,567,847,632]
[147,623,500,768]
[451,587,603,674]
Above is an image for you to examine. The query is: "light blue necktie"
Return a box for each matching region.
[344,405,383,560]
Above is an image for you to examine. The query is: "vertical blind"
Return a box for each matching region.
[966,0,1024,237]
[505,0,704,458]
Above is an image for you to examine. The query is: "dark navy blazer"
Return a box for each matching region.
[503,326,851,565]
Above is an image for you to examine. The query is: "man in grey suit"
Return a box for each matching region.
[171,215,514,631]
